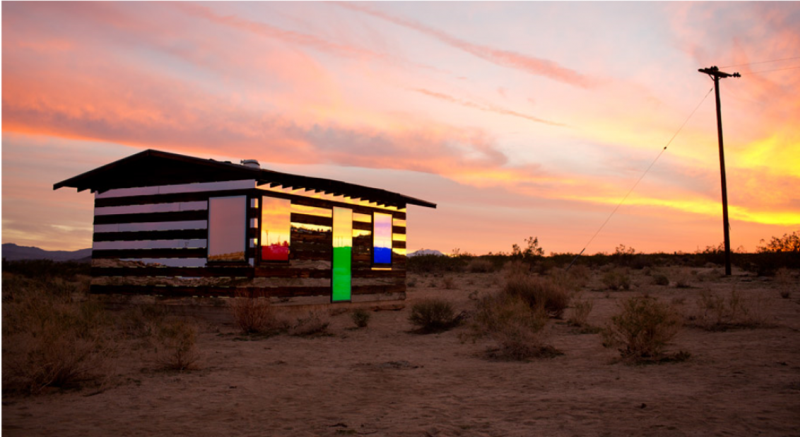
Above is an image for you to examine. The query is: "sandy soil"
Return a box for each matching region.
[3,268,800,436]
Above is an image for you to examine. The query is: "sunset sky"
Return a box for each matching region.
[2,2,799,255]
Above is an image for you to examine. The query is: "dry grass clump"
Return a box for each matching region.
[691,289,766,330]
[155,319,200,371]
[652,272,670,286]
[290,310,330,336]
[441,276,456,289]
[567,295,598,333]
[697,268,724,282]
[602,268,631,291]
[408,298,461,333]
[118,304,168,339]
[469,293,560,360]
[467,258,495,273]
[502,259,530,276]
[230,292,287,335]
[603,296,685,363]
[774,268,796,299]
[503,272,570,318]
[351,308,371,328]
[2,278,112,394]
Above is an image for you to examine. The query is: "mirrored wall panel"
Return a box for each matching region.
[332,207,352,302]
[207,196,246,262]
[373,212,392,265]
[261,197,291,261]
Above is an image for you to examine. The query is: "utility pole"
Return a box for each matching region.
[698,66,740,276]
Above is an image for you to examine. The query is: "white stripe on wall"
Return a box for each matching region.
[93,239,207,250]
[95,180,256,199]
[117,258,207,267]
[94,220,208,233]
[95,201,207,216]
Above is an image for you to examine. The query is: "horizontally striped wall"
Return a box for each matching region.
[90,179,409,303]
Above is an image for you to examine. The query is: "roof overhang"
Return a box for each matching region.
[54,149,436,209]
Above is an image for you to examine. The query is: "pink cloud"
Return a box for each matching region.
[336,2,596,88]
[410,88,564,126]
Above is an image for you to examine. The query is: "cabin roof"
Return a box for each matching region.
[54,149,436,209]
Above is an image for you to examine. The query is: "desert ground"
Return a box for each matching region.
[3,266,800,437]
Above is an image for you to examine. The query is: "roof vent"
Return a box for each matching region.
[241,159,260,169]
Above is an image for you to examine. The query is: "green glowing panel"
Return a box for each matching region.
[332,207,352,302]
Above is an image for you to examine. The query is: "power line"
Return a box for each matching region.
[567,87,714,265]
[720,56,800,68]
[750,65,800,73]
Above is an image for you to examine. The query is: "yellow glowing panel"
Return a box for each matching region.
[393,218,406,228]
[353,229,372,238]
[393,233,406,242]
[291,203,332,218]
[291,223,332,233]
[353,213,372,223]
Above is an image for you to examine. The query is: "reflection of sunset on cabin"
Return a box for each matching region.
[3,2,799,256]
[260,197,291,261]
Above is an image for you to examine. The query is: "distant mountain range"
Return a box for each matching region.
[2,243,92,262]
[407,249,444,257]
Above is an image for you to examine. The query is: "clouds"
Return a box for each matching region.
[3,2,799,254]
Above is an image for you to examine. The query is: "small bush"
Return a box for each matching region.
[351,308,371,328]
[602,269,631,291]
[230,292,284,335]
[291,310,330,336]
[118,304,168,339]
[775,268,795,299]
[603,296,682,362]
[441,276,456,289]
[504,273,570,318]
[470,293,558,360]
[567,297,594,329]
[693,289,765,330]
[652,274,670,286]
[156,319,199,371]
[408,299,460,333]
[467,258,495,273]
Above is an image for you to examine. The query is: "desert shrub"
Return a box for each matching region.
[774,268,796,299]
[693,289,766,330]
[603,296,683,362]
[155,319,199,371]
[408,298,460,333]
[566,264,592,287]
[470,293,558,360]
[652,273,670,286]
[230,292,285,335]
[602,269,631,291]
[503,273,570,318]
[118,304,168,339]
[2,282,112,393]
[441,276,456,289]
[502,259,530,277]
[672,268,692,288]
[467,257,495,273]
[2,259,91,281]
[567,296,594,329]
[290,310,330,336]
[407,254,466,274]
[351,308,371,328]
